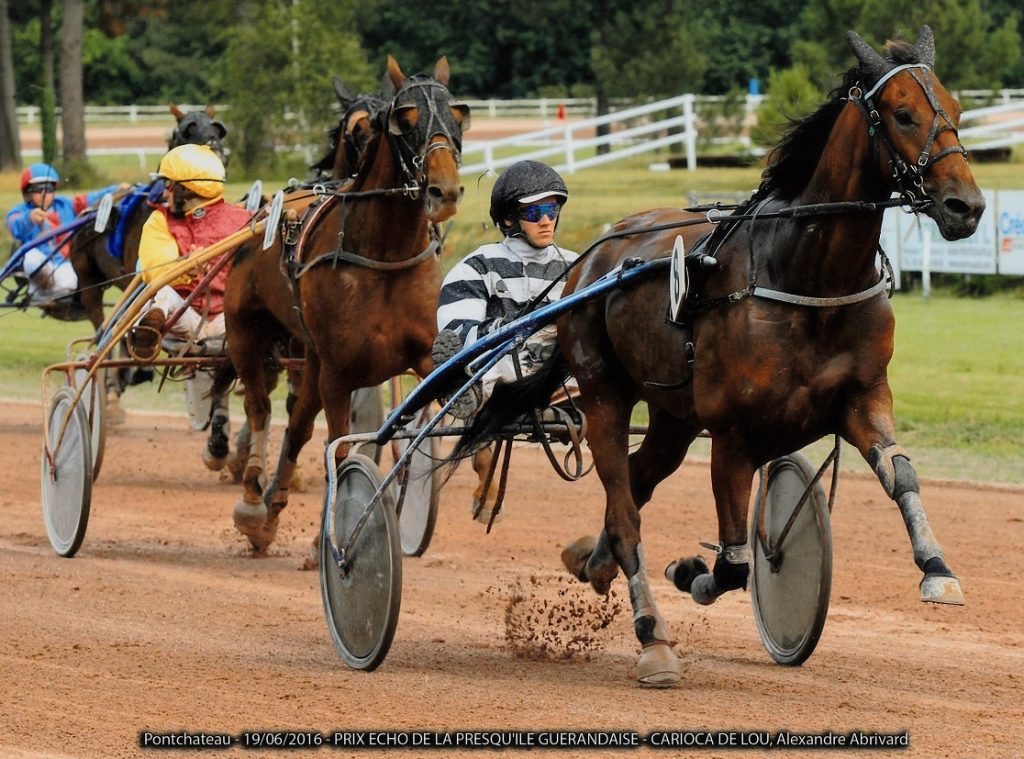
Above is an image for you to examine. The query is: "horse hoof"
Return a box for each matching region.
[586,557,619,595]
[637,643,681,688]
[920,573,965,605]
[233,500,276,551]
[202,448,227,472]
[560,535,597,581]
[471,497,503,525]
[690,573,719,606]
[665,556,710,593]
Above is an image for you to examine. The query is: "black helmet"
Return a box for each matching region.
[489,160,568,235]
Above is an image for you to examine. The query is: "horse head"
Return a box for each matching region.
[168,103,230,167]
[846,26,984,240]
[319,75,391,179]
[384,55,469,223]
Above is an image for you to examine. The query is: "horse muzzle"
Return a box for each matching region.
[425,182,463,223]
[927,182,985,241]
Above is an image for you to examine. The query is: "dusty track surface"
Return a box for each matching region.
[1,400,1022,758]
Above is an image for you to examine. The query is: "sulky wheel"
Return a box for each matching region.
[40,386,94,557]
[750,451,833,666]
[320,453,402,671]
[394,426,439,557]
[349,386,384,464]
[74,354,106,480]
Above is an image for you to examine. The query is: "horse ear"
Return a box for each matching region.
[434,56,450,86]
[387,55,406,90]
[846,30,890,83]
[332,75,355,108]
[205,104,217,118]
[914,25,936,68]
[169,102,185,122]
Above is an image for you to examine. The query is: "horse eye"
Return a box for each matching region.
[894,110,914,127]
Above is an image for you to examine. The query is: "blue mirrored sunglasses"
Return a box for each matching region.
[30,182,57,193]
[518,202,561,223]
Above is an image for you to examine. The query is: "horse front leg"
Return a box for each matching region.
[588,398,680,686]
[232,366,274,552]
[669,436,753,605]
[844,388,964,604]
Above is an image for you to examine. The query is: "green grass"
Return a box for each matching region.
[3,158,1024,484]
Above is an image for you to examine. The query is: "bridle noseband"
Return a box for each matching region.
[850,63,968,205]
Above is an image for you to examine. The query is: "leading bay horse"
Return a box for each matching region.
[454,27,983,685]
[221,56,468,551]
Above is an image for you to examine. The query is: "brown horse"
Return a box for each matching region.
[221,56,468,551]
[310,75,392,181]
[454,27,983,685]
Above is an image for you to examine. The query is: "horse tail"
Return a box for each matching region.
[210,361,238,399]
[449,352,571,464]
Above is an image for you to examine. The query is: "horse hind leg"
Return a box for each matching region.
[666,437,752,606]
[202,392,231,471]
[563,408,697,596]
[868,444,964,604]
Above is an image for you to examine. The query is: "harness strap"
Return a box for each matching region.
[294,237,440,277]
[753,277,887,307]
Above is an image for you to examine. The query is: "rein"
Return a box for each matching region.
[524,195,926,317]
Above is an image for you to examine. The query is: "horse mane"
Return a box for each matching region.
[756,39,922,201]
[350,128,381,189]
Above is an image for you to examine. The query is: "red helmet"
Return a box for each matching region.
[20,163,60,192]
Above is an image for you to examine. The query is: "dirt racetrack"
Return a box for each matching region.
[1,399,1022,758]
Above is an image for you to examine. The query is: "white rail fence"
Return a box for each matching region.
[460,95,698,175]
[16,89,1024,173]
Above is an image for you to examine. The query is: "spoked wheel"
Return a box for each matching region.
[350,386,384,464]
[74,354,106,480]
[751,451,832,666]
[41,386,93,557]
[394,421,440,557]
[320,453,402,671]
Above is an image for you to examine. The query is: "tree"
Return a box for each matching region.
[0,0,21,170]
[222,0,373,174]
[38,0,57,163]
[793,0,1021,91]
[750,64,821,150]
[589,1,707,99]
[59,0,85,163]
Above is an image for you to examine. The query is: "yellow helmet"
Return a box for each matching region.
[157,144,225,198]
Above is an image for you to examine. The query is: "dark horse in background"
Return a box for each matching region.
[220,56,468,553]
[454,27,983,686]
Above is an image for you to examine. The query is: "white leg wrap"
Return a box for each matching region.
[628,545,669,642]
[247,426,269,471]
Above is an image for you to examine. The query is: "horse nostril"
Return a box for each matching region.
[426,185,444,201]
[943,197,969,217]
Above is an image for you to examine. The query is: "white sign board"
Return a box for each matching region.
[890,189,997,274]
[996,190,1024,275]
